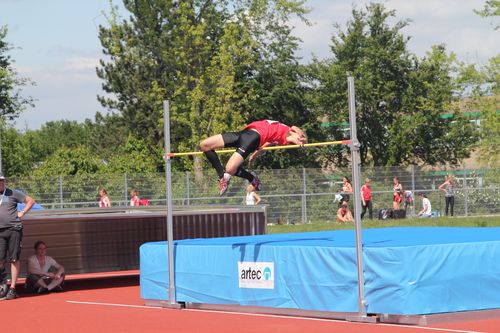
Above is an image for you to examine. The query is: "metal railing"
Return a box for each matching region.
[10,166,499,224]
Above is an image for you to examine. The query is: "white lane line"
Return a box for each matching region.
[66,301,484,333]
[66,300,163,310]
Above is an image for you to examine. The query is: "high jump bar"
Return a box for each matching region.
[166,140,350,157]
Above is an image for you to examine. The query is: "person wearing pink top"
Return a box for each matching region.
[200,120,307,196]
[99,188,111,207]
[130,189,140,207]
[360,178,373,219]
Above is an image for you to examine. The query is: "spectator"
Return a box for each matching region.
[0,173,36,300]
[438,175,455,216]
[336,202,353,223]
[340,176,353,205]
[393,177,404,210]
[418,193,432,218]
[360,178,373,219]
[404,190,414,212]
[245,184,261,206]
[99,188,111,207]
[26,241,65,293]
[130,189,140,207]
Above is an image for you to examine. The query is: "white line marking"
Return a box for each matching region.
[66,300,162,310]
[66,301,484,333]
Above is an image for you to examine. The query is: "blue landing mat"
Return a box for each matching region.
[140,227,500,315]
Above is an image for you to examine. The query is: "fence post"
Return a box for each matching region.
[59,175,63,209]
[411,165,415,217]
[301,168,307,224]
[463,164,468,216]
[185,171,190,206]
[123,173,128,207]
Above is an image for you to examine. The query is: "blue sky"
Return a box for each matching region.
[1,0,499,130]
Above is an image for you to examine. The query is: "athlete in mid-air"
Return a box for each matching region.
[200,120,307,195]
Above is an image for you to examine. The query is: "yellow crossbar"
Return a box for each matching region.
[167,140,350,157]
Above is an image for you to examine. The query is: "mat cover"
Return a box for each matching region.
[140,227,500,315]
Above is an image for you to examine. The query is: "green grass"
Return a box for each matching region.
[267,215,500,234]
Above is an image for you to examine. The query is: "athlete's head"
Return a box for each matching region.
[287,126,307,145]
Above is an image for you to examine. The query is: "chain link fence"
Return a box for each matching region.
[9,166,499,224]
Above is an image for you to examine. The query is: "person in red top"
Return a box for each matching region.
[98,189,111,207]
[360,178,373,219]
[200,120,307,195]
[130,189,140,207]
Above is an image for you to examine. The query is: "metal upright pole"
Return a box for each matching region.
[302,167,307,224]
[346,76,376,323]
[163,100,180,307]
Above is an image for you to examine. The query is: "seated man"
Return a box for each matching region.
[26,241,65,293]
[336,203,353,223]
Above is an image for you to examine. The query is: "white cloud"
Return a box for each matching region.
[12,59,104,130]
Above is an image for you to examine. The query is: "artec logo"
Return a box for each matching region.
[238,261,274,289]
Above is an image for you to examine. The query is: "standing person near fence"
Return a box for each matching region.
[98,188,111,207]
[438,175,455,216]
[0,173,36,300]
[200,120,307,196]
[404,190,414,213]
[340,176,353,205]
[360,178,373,219]
[130,189,140,207]
[245,184,261,206]
[393,177,404,210]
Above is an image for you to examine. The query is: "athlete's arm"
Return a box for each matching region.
[247,142,273,167]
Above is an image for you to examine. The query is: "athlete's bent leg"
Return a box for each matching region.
[200,134,225,151]
[225,153,245,176]
[201,134,226,179]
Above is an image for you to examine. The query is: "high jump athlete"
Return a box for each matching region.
[200,120,307,195]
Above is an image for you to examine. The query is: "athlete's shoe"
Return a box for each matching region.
[5,288,17,300]
[0,283,8,300]
[219,173,231,196]
[250,171,262,191]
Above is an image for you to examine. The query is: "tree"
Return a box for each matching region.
[0,26,34,120]
[310,3,478,166]
[475,0,500,29]
[401,45,478,165]
[457,55,500,167]
[97,0,314,171]
[32,146,102,177]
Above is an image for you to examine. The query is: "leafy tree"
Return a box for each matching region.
[394,45,478,166]
[0,26,34,120]
[310,3,478,166]
[32,146,102,177]
[457,55,500,167]
[97,0,314,172]
[475,0,500,29]
[103,136,160,173]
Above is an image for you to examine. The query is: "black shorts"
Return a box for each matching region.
[222,129,261,159]
[0,226,23,262]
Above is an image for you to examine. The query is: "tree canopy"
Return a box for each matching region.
[0,26,34,121]
[0,1,492,177]
[309,3,478,166]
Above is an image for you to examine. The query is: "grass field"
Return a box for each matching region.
[267,215,500,234]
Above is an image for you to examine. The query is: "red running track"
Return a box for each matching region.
[2,276,498,333]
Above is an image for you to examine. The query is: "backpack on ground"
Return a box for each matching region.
[378,209,393,220]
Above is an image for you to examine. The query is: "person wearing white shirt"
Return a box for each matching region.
[245,184,261,206]
[418,193,432,218]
